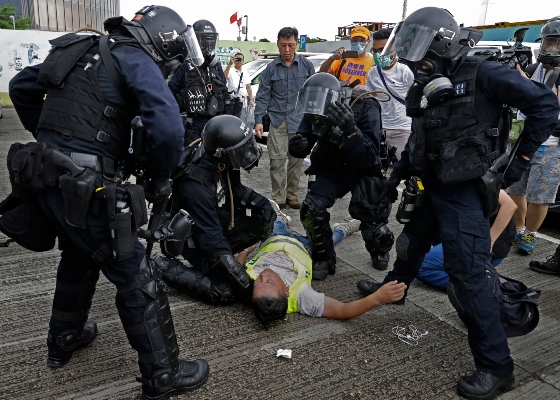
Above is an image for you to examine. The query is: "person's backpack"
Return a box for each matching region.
[487,266,541,337]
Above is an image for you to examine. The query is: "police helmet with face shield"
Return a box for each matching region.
[130,5,204,71]
[295,73,343,117]
[193,19,219,56]
[381,7,482,104]
[202,115,261,170]
[538,17,560,69]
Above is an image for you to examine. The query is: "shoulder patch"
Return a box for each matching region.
[454,81,467,96]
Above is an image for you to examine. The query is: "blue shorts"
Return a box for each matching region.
[509,145,560,204]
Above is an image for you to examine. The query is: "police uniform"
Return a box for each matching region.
[168,59,232,143]
[382,58,559,377]
[156,122,274,304]
[6,10,210,398]
[293,90,390,278]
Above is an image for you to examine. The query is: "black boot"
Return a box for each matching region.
[152,254,236,305]
[370,251,390,271]
[300,196,336,280]
[117,257,209,400]
[529,251,560,275]
[356,280,405,305]
[457,369,514,400]
[47,261,100,368]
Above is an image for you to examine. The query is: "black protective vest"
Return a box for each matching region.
[37,34,134,160]
[408,55,503,184]
[177,62,226,117]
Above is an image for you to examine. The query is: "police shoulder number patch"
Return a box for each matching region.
[454,81,467,96]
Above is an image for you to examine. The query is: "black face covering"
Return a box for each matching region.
[160,59,181,80]
[410,56,447,86]
[309,115,334,138]
[538,54,560,70]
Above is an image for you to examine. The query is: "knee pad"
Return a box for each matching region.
[395,232,410,261]
[300,196,333,260]
[363,222,394,254]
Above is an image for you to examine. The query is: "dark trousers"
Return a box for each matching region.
[383,180,513,376]
[36,188,145,332]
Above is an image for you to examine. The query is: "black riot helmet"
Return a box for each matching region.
[538,17,560,69]
[193,19,219,56]
[131,5,204,67]
[202,115,261,170]
[295,73,343,116]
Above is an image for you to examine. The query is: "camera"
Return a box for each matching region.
[495,28,533,71]
[234,57,243,61]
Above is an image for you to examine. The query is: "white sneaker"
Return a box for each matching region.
[269,199,291,226]
[332,219,361,237]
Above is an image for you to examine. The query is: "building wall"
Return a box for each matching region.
[19,0,119,32]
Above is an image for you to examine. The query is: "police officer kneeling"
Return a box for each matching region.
[4,6,210,399]
[288,73,392,280]
[355,7,559,400]
[152,115,275,305]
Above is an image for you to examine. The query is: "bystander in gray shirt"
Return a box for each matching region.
[254,53,315,133]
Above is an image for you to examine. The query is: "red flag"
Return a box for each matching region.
[237,18,242,27]
[230,12,238,24]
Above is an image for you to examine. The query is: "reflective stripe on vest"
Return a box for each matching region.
[246,235,312,314]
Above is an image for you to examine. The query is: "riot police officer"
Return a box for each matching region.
[152,115,275,305]
[355,7,559,399]
[288,73,392,280]
[168,19,232,144]
[5,6,210,399]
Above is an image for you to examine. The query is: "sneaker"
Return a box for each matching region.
[332,219,361,237]
[529,253,560,275]
[457,369,514,400]
[518,233,536,255]
[269,199,291,226]
[286,199,301,209]
[513,231,524,245]
[356,280,405,304]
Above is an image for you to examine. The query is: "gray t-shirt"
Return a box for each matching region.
[251,250,324,317]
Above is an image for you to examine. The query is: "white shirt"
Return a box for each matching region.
[251,251,325,317]
[226,68,249,99]
[530,63,560,146]
[365,62,414,130]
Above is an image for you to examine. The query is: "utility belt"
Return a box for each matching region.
[4,142,147,260]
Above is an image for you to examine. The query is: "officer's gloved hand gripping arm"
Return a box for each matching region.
[115,47,185,195]
[478,61,560,186]
[384,142,413,203]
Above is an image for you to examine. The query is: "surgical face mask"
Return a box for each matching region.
[350,41,366,55]
[374,53,393,68]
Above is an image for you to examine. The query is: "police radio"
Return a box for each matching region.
[395,176,424,224]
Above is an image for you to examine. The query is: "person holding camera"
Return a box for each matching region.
[224,52,254,118]
[169,19,232,144]
[319,26,374,89]
[355,7,559,399]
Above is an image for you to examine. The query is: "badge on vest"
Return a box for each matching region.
[454,82,467,96]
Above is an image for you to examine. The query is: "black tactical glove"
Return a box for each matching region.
[382,176,401,203]
[288,134,310,158]
[143,179,172,204]
[503,154,530,188]
[325,101,357,137]
[260,206,277,238]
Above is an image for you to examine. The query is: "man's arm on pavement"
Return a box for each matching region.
[321,281,406,320]
[490,190,518,248]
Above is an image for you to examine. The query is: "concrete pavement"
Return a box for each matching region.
[1,107,560,399]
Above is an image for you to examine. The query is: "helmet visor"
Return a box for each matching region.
[227,132,261,170]
[540,36,560,56]
[295,86,341,116]
[197,32,219,54]
[381,21,437,62]
[182,26,204,66]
